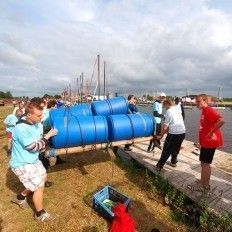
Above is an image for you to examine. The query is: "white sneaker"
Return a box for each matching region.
[49,157,57,166]
[11,196,29,209]
[35,211,56,222]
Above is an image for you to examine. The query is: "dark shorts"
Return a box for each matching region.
[199,147,216,164]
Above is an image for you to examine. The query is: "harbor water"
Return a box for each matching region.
[138,105,231,153]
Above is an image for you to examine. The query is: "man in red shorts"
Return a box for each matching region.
[188,94,224,191]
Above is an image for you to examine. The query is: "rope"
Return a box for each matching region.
[91,144,96,151]
[92,116,97,145]
[63,106,71,155]
[137,113,147,133]
[73,115,84,147]
[111,152,114,178]
[106,99,114,115]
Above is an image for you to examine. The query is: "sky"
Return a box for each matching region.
[0,0,232,98]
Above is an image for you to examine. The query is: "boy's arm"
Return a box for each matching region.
[206,118,225,138]
[25,128,58,152]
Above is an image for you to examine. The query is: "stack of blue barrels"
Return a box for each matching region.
[49,97,154,149]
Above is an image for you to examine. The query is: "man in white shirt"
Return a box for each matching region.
[155,99,186,171]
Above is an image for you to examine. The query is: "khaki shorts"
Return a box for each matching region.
[12,161,47,192]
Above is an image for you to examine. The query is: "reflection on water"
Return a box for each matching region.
[138,105,231,153]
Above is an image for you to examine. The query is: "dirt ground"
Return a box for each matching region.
[0,105,193,232]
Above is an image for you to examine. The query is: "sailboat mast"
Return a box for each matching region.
[218,87,221,100]
[69,84,71,104]
[103,61,106,100]
[97,54,100,100]
[81,72,84,103]
[76,77,79,104]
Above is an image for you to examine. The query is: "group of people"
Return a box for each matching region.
[3,93,224,223]
[4,97,65,222]
[124,92,224,193]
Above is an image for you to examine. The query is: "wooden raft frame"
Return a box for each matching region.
[45,136,153,156]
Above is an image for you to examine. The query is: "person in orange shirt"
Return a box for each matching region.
[188,94,224,191]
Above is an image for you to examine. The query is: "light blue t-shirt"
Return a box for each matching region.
[153,101,163,124]
[10,122,43,168]
[4,114,19,133]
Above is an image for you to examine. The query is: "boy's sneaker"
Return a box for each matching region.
[124,147,132,152]
[35,211,55,222]
[170,162,177,167]
[49,157,57,166]
[11,196,29,209]
[155,164,163,172]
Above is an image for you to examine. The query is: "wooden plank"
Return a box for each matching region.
[119,139,232,214]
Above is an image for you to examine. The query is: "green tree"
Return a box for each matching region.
[147,94,153,101]
[5,91,13,98]
[0,90,13,98]
[0,91,4,98]
[54,94,61,99]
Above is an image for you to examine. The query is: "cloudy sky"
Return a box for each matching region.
[0,0,232,97]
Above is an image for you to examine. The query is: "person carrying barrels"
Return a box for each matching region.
[124,95,139,152]
[147,92,166,153]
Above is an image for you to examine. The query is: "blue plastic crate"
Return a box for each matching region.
[93,185,131,220]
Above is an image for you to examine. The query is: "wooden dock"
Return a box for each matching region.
[118,139,232,215]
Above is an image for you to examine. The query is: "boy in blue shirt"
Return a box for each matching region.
[10,102,57,222]
[147,92,166,152]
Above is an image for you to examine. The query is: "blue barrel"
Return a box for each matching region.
[49,103,92,124]
[91,97,128,116]
[107,113,154,141]
[50,115,108,149]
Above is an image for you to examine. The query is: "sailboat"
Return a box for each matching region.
[211,87,225,110]
[89,54,108,101]
[182,88,193,109]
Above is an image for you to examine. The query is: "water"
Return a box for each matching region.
[138,105,232,153]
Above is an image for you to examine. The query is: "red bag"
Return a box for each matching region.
[110,204,135,232]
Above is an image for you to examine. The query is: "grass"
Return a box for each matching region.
[0,105,193,231]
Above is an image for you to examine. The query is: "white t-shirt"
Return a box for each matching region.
[164,106,186,134]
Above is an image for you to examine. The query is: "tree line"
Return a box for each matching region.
[0,91,13,99]
[0,91,61,100]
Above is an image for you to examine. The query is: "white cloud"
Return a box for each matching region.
[0,0,231,97]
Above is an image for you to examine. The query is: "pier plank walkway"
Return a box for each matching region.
[119,139,232,215]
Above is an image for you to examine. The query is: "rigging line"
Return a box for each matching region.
[87,56,98,97]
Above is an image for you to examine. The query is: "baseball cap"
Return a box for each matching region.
[160,92,166,97]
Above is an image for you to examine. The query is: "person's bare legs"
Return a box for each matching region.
[7,138,12,152]
[33,186,44,211]
[200,162,211,187]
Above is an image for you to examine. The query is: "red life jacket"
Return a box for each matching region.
[110,204,135,232]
